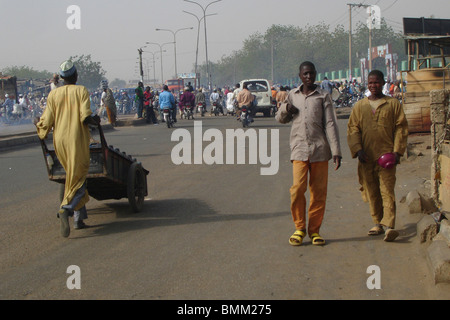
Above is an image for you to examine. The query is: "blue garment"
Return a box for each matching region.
[2,98,14,110]
[159,91,175,110]
[320,80,333,94]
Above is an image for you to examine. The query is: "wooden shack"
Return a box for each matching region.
[0,74,18,103]
[403,35,450,133]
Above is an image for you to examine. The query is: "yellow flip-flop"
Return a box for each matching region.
[310,233,326,246]
[289,230,306,246]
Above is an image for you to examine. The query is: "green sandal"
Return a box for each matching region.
[289,230,306,246]
[311,233,326,246]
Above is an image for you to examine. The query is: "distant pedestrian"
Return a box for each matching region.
[276,61,342,246]
[347,70,408,242]
[50,74,62,91]
[101,80,117,127]
[135,81,144,119]
[144,86,157,124]
[320,77,333,94]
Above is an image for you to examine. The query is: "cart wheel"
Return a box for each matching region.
[127,162,146,213]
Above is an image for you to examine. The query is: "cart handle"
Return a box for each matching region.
[95,121,108,148]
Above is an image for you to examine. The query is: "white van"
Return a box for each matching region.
[239,79,272,117]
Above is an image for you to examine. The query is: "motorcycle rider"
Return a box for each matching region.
[159,85,176,123]
[18,94,29,118]
[195,88,206,114]
[236,83,255,121]
[209,88,224,116]
[2,94,14,120]
[179,86,195,119]
[226,88,235,115]
[120,91,131,114]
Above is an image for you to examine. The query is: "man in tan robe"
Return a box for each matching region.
[347,70,408,242]
[35,60,100,237]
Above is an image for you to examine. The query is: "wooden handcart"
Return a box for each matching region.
[40,123,149,213]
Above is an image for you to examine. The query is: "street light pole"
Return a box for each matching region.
[183,11,217,88]
[146,42,172,85]
[143,51,161,85]
[184,0,222,90]
[156,27,193,79]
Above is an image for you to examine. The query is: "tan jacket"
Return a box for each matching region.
[276,91,288,106]
[276,85,342,162]
[236,89,254,108]
[347,96,408,162]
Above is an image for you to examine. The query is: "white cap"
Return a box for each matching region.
[59,60,76,78]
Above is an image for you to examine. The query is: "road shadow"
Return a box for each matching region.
[324,222,418,245]
[76,198,286,238]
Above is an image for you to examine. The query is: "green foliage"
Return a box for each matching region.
[109,78,127,89]
[2,54,107,92]
[1,66,53,79]
[202,19,406,86]
[69,54,107,91]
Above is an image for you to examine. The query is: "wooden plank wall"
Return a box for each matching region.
[405,68,449,133]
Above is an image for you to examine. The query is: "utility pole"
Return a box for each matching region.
[271,35,274,83]
[347,3,370,80]
[138,48,144,83]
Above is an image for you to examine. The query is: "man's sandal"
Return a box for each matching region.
[310,233,326,246]
[289,230,306,246]
[368,226,384,236]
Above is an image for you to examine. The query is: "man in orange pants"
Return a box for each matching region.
[276,61,342,246]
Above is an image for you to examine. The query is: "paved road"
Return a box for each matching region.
[0,115,449,300]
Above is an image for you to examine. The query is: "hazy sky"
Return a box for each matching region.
[0,0,448,84]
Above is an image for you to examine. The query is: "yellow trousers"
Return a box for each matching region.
[358,162,397,228]
[290,160,328,236]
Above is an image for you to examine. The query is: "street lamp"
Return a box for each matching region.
[146,41,173,85]
[155,27,193,79]
[184,0,222,90]
[183,10,217,88]
[143,50,164,86]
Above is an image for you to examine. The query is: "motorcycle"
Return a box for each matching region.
[163,108,174,128]
[240,106,252,128]
[120,98,131,114]
[10,104,24,122]
[211,102,220,116]
[0,106,6,123]
[181,105,193,120]
[197,102,205,117]
[270,100,277,117]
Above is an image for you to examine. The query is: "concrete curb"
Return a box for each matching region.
[0,117,146,151]
[417,213,450,284]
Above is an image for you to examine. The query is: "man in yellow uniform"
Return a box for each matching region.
[35,60,100,237]
[347,70,408,242]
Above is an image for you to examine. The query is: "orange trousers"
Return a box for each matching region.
[290,160,329,236]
